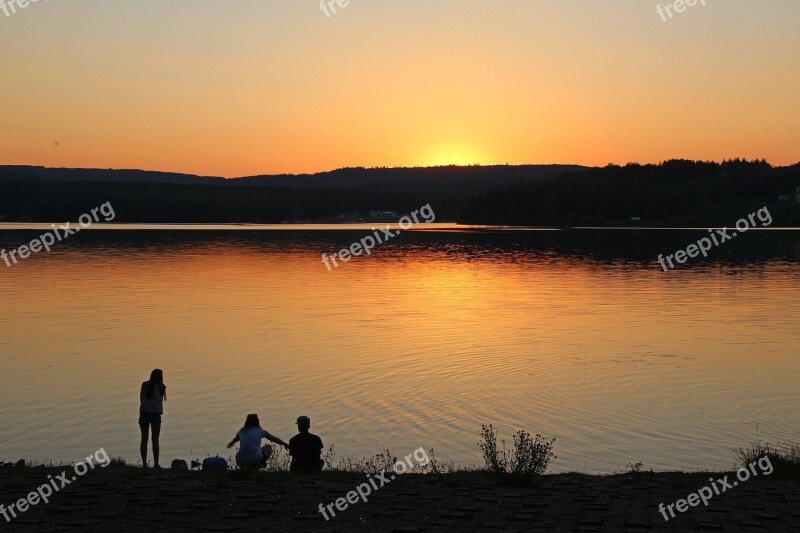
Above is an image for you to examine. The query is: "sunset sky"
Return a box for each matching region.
[1,0,798,177]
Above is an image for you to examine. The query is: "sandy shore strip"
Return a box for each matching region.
[1,466,798,532]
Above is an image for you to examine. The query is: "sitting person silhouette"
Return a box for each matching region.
[227,414,289,469]
[289,416,324,473]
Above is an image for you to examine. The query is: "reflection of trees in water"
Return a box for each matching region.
[3,227,796,267]
[788,206,800,227]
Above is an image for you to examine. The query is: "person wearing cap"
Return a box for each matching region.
[288,416,324,473]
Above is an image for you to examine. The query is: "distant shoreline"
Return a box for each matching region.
[4,160,799,228]
[2,223,800,231]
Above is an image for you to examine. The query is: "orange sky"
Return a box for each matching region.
[1,1,798,177]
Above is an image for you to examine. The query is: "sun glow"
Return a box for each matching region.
[419,143,492,167]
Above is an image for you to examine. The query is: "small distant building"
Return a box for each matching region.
[796,187,800,204]
[630,216,642,224]
[369,210,398,217]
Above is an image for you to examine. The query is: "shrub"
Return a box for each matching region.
[477,425,556,485]
[264,445,291,472]
[624,461,644,474]
[734,440,800,480]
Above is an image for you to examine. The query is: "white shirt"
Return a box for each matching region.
[236,427,268,463]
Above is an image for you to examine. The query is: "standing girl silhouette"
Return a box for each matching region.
[139,369,167,468]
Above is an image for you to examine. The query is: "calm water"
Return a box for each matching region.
[0,224,798,473]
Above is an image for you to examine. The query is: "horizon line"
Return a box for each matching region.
[2,158,798,181]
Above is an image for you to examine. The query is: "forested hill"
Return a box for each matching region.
[0,180,462,223]
[4,161,798,225]
[458,160,800,227]
[0,164,581,223]
[0,164,584,195]
[235,165,586,194]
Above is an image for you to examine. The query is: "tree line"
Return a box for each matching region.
[457,160,800,226]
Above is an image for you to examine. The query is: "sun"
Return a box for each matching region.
[419,143,490,167]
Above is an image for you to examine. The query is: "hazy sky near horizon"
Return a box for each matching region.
[1,0,798,177]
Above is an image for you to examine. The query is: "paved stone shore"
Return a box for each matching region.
[0,468,798,532]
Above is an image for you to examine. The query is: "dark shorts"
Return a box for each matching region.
[139,412,162,425]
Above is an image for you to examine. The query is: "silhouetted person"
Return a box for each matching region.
[139,369,167,468]
[289,416,324,473]
[227,414,289,470]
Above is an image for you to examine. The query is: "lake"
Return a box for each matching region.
[0,224,798,473]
